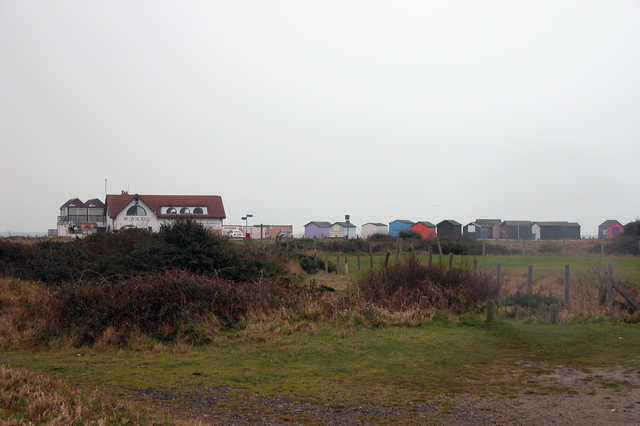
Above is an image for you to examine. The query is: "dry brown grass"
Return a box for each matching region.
[0,365,84,425]
[0,365,204,425]
[489,238,602,256]
[0,278,52,347]
[0,251,634,353]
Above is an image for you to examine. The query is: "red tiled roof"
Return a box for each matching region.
[106,194,226,219]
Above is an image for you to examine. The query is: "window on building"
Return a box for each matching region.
[126,205,147,216]
[193,207,203,214]
[180,207,191,214]
[167,207,177,214]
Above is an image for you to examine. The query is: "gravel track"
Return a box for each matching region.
[110,366,640,425]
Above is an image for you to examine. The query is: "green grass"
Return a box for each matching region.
[2,321,639,407]
[322,252,640,280]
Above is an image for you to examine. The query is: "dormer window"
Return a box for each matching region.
[167,207,177,214]
[180,207,191,214]
[126,205,147,216]
[193,207,203,214]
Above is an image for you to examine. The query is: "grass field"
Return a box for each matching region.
[1,237,639,424]
[1,321,640,424]
[309,249,640,302]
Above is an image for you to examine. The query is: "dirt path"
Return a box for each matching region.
[112,366,640,425]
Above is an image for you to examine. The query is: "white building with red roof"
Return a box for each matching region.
[105,192,226,233]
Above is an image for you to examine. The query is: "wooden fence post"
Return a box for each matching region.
[419,296,428,309]
[473,258,478,274]
[563,264,570,307]
[369,244,373,269]
[448,253,454,269]
[344,257,349,274]
[428,246,433,266]
[486,299,495,323]
[527,265,533,294]
[606,263,614,306]
[384,251,390,267]
[549,304,560,324]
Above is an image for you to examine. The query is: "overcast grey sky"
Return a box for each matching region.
[1,1,639,236]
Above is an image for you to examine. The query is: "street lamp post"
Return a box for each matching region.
[345,215,350,240]
[241,214,253,239]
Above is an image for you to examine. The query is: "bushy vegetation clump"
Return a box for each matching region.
[597,236,640,256]
[0,273,309,348]
[501,291,561,319]
[0,219,285,284]
[273,234,519,256]
[623,220,640,238]
[293,253,330,274]
[397,230,422,240]
[367,233,395,242]
[315,237,370,253]
[46,270,306,346]
[357,256,501,312]
[414,237,519,256]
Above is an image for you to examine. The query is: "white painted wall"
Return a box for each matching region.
[108,198,222,232]
[531,224,541,241]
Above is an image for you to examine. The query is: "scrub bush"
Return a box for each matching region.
[623,220,640,237]
[416,237,519,256]
[398,230,422,240]
[501,291,560,312]
[0,220,289,284]
[368,233,395,242]
[46,270,308,346]
[316,238,370,253]
[358,256,500,312]
[295,254,325,274]
[597,236,640,256]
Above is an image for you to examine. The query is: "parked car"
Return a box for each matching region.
[226,229,245,240]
